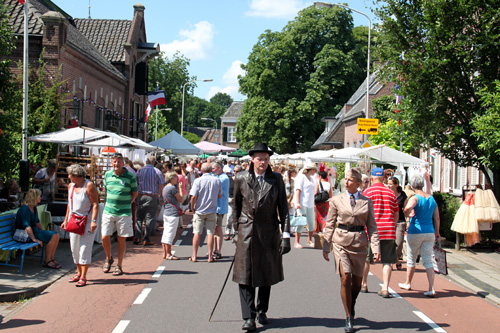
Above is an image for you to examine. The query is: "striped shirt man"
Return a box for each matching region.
[136,164,165,195]
[363,183,398,240]
[104,168,138,216]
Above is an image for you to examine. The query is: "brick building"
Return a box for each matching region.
[4,0,158,139]
[312,71,395,150]
[220,101,243,149]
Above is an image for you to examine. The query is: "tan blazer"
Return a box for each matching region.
[323,191,380,254]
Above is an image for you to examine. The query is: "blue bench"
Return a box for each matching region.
[0,214,44,273]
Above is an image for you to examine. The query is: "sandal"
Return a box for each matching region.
[396,263,402,270]
[69,274,81,283]
[76,278,87,287]
[188,257,197,262]
[112,265,123,276]
[166,256,180,260]
[213,252,222,260]
[102,257,114,273]
[43,260,61,269]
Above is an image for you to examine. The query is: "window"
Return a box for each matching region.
[95,106,104,129]
[227,127,236,143]
[353,141,357,148]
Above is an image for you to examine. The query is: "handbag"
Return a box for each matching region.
[165,197,183,216]
[432,240,448,275]
[290,214,307,227]
[13,229,30,243]
[65,184,89,236]
[314,181,329,204]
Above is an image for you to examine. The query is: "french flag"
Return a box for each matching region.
[147,90,166,108]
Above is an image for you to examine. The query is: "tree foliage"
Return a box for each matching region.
[237,6,375,153]
[185,92,233,129]
[0,4,21,178]
[148,51,194,138]
[375,0,500,193]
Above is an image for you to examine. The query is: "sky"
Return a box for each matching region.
[54,0,379,102]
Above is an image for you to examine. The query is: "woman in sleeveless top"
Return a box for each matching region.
[62,164,99,287]
[161,171,183,260]
[398,174,441,297]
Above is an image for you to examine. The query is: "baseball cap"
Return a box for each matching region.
[371,167,384,177]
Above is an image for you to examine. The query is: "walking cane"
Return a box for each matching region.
[208,255,236,322]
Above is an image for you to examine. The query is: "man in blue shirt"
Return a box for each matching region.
[189,162,222,262]
[212,162,229,259]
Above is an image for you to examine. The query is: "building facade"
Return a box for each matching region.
[5,0,158,139]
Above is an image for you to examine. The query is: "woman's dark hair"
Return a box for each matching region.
[388,176,400,186]
[318,171,328,180]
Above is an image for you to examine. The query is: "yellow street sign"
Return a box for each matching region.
[357,118,379,135]
[361,140,373,148]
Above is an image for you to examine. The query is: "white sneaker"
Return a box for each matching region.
[398,283,411,290]
[424,290,436,298]
[307,242,315,247]
[294,243,303,249]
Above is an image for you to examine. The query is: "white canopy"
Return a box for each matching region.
[194,141,236,153]
[28,126,158,151]
[306,145,426,166]
[149,130,203,155]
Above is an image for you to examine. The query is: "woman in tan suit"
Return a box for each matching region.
[323,168,380,333]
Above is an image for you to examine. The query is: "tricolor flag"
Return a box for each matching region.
[147,90,166,108]
[145,104,152,122]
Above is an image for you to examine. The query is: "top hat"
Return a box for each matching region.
[248,142,274,156]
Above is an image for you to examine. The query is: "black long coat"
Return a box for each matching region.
[232,164,290,287]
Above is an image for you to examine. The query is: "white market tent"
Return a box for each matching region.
[194,141,236,153]
[28,126,159,151]
[149,130,202,155]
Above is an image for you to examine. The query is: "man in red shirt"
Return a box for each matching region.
[361,167,399,298]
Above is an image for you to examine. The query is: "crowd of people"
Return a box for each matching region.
[7,143,442,332]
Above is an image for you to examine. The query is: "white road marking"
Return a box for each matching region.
[152,266,165,278]
[112,320,130,333]
[181,230,188,236]
[133,288,152,305]
[378,284,402,298]
[413,311,447,332]
[175,239,182,246]
[187,223,192,228]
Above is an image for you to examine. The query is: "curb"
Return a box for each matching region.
[0,243,105,303]
[444,270,500,307]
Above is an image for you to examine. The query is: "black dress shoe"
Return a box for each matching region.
[257,311,269,325]
[242,319,256,331]
[345,316,354,333]
[351,299,356,319]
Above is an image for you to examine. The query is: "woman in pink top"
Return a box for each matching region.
[175,166,188,214]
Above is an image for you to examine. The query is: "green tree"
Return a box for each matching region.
[0,4,21,178]
[27,54,67,167]
[209,92,233,109]
[375,0,500,198]
[237,5,373,153]
[148,51,194,138]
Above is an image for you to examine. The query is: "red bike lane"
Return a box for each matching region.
[369,263,500,332]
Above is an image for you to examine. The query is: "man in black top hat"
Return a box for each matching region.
[232,142,291,331]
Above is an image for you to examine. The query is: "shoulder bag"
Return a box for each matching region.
[65,184,90,235]
[290,213,307,227]
[314,181,330,204]
[165,195,183,216]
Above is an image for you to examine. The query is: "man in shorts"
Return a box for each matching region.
[189,162,222,262]
[212,162,229,259]
[361,167,399,297]
[102,153,138,276]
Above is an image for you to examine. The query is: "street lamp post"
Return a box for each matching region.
[201,117,218,144]
[156,108,172,141]
[314,2,371,140]
[181,79,213,137]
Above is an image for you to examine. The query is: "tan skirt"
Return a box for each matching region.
[332,241,368,277]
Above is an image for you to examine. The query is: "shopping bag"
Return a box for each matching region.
[432,241,448,275]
